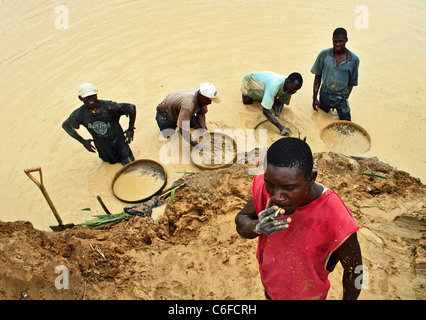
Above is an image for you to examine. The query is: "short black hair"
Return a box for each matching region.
[287,72,303,85]
[333,27,347,38]
[266,137,313,179]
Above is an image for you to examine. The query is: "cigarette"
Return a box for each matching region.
[273,208,285,218]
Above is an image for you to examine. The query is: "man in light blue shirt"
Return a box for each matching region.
[311,28,360,121]
[241,71,303,135]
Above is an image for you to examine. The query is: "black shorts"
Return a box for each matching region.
[155,111,201,138]
[96,139,134,165]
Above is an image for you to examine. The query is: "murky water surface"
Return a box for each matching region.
[1,0,425,230]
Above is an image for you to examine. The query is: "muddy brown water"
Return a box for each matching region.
[0,0,425,230]
[113,169,165,203]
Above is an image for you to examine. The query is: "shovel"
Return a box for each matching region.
[24,166,75,232]
[96,195,112,215]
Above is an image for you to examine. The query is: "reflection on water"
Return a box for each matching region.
[0,0,425,230]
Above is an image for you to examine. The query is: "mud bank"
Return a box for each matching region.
[0,154,425,300]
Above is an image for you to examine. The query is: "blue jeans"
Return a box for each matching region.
[319,92,351,121]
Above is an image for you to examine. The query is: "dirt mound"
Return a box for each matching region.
[0,155,425,300]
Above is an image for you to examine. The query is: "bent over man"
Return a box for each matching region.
[240,71,302,136]
[155,82,220,146]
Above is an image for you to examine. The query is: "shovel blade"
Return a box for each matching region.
[50,224,75,232]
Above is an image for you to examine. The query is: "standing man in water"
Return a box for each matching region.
[62,83,136,165]
[235,137,362,300]
[311,28,360,121]
[240,71,303,136]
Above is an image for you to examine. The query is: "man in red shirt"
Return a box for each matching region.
[235,138,363,300]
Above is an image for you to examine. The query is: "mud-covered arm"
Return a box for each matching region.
[312,74,322,111]
[123,104,136,144]
[235,198,260,239]
[334,232,363,300]
[62,118,96,152]
[262,108,285,132]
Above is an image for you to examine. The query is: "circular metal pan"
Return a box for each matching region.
[253,119,301,148]
[321,120,371,154]
[191,132,238,170]
[254,119,301,137]
[111,159,167,203]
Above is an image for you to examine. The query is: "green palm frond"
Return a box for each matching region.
[79,212,129,230]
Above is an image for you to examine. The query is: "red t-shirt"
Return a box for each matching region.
[252,173,359,300]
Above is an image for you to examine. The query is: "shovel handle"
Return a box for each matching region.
[24,166,43,188]
[97,195,112,215]
[24,166,64,226]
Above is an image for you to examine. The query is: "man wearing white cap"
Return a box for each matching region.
[155,83,220,146]
[62,83,137,165]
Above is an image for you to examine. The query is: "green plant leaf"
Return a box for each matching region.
[170,187,177,202]
[79,212,129,229]
[361,173,393,180]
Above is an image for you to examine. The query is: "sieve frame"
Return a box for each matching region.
[111,159,168,203]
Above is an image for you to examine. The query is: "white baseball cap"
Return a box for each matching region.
[78,83,98,98]
[200,82,220,102]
